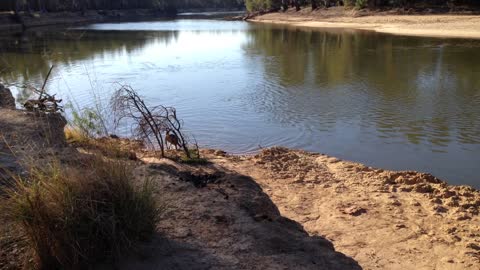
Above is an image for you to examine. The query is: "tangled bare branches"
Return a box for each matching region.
[23,66,64,113]
[111,85,192,159]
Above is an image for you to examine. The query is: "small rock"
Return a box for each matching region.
[457,215,472,221]
[342,206,367,216]
[441,190,457,199]
[431,198,443,204]
[446,227,457,234]
[441,258,455,263]
[445,198,460,207]
[451,235,462,242]
[414,184,434,193]
[214,150,227,157]
[433,205,448,213]
[0,84,15,109]
[399,187,413,192]
[411,201,421,206]
[466,243,480,251]
[390,200,402,206]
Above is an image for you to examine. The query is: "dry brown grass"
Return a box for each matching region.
[1,155,159,269]
[65,127,141,160]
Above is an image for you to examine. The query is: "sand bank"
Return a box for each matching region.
[249,8,480,39]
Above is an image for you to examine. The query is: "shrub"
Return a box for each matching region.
[344,0,356,6]
[2,156,159,269]
[69,106,107,138]
[344,0,367,8]
[355,0,368,9]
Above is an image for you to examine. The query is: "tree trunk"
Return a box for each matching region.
[282,0,289,11]
[294,0,301,11]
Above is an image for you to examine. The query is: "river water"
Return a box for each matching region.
[1,19,479,187]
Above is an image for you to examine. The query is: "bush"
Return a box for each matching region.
[344,0,356,6]
[356,0,367,8]
[344,0,367,8]
[2,156,159,269]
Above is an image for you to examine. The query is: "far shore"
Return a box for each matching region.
[248,7,480,39]
[0,8,244,34]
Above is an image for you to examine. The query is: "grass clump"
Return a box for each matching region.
[2,156,159,269]
[179,149,208,165]
[65,127,140,160]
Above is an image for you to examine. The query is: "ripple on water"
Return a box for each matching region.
[4,20,480,187]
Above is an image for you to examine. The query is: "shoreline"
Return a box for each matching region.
[0,9,174,34]
[1,100,479,268]
[248,8,480,39]
[212,147,480,269]
[0,8,246,35]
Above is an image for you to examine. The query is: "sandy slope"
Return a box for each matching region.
[249,8,480,39]
[209,148,480,270]
[118,156,361,270]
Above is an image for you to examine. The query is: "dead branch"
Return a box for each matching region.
[111,85,193,159]
[23,66,63,113]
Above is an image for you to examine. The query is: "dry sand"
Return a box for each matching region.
[249,8,480,39]
[209,147,480,270]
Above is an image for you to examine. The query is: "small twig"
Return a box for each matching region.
[39,65,54,100]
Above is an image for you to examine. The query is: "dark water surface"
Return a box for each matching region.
[1,19,479,187]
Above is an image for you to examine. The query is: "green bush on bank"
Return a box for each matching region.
[245,0,281,12]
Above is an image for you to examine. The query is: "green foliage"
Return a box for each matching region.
[70,106,105,137]
[180,149,208,165]
[245,0,281,12]
[0,0,243,12]
[2,157,159,269]
[344,0,356,6]
[0,0,177,12]
[356,0,367,8]
[176,0,244,9]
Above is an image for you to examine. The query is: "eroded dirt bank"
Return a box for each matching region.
[249,7,480,39]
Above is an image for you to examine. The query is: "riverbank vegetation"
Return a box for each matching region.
[245,0,480,12]
[2,156,159,269]
[0,0,244,13]
[1,0,479,15]
[0,0,176,13]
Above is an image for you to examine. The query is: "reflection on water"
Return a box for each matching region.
[1,20,479,187]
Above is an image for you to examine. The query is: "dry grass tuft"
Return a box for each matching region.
[65,127,141,160]
[1,156,159,269]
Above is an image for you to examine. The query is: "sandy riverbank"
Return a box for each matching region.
[249,7,480,39]
[1,85,479,269]
[212,147,480,269]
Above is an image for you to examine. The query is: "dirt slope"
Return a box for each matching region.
[116,157,361,270]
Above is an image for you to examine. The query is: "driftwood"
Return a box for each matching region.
[23,65,63,113]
